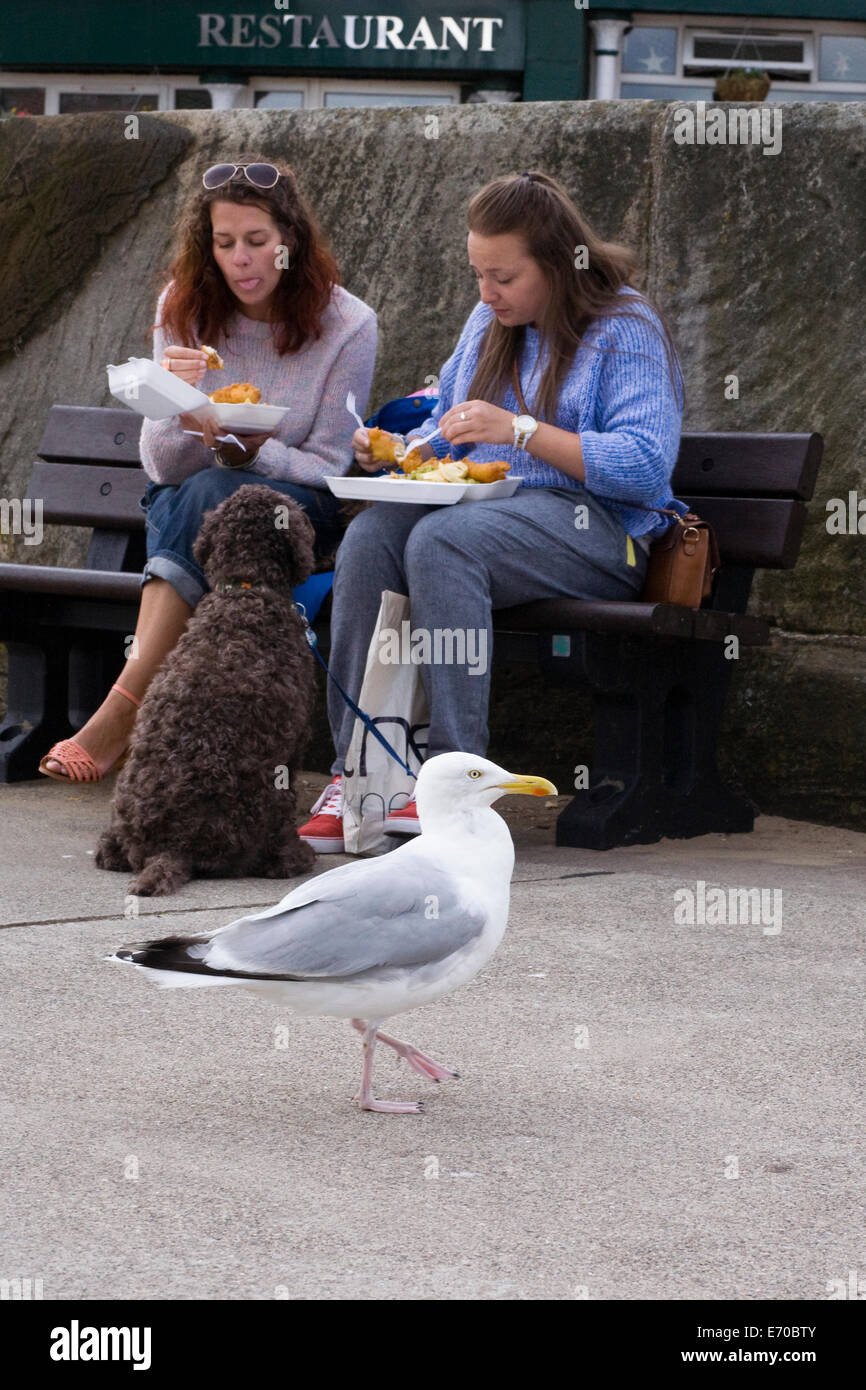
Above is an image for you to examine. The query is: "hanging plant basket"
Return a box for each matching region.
[714,69,771,102]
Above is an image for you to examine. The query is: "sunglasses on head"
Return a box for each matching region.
[202,163,281,191]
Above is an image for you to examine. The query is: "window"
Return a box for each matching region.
[0,74,217,114]
[174,89,212,110]
[684,29,813,79]
[249,78,459,109]
[58,92,159,114]
[819,35,866,84]
[0,72,461,114]
[621,27,678,76]
[613,15,866,103]
[254,91,304,109]
[323,90,455,106]
[0,86,45,115]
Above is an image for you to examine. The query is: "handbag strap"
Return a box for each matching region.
[511,358,529,415]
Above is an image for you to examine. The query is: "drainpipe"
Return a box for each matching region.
[201,83,248,110]
[198,71,250,110]
[589,18,632,100]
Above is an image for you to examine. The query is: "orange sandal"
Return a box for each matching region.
[38,683,142,784]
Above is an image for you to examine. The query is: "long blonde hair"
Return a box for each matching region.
[465,171,685,423]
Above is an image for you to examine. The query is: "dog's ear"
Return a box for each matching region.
[273,500,316,586]
[192,505,219,573]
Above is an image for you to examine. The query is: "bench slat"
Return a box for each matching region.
[0,564,142,601]
[493,598,693,639]
[36,409,823,508]
[37,405,144,465]
[690,609,769,645]
[25,461,808,566]
[26,462,146,529]
[680,495,806,568]
[495,597,769,645]
[0,568,768,646]
[673,433,822,500]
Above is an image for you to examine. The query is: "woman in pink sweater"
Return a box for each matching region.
[40,155,377,783]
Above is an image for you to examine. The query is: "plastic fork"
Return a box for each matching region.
[400,427,442,463]
[346,392,441,465]
[345,392,366,432]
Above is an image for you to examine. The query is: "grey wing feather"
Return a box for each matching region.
[204,861,487,979]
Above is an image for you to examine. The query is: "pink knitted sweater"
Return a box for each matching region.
[139,282,378,488]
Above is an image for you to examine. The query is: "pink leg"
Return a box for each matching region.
[350,1019,424,1114]
[351,1017,460,1083]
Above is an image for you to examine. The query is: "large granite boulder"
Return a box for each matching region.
[0,102,863,827]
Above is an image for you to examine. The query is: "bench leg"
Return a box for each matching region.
[553,635,756,850]
[68,637,127,731]
[0,638,74,782]
[0,630,129,782]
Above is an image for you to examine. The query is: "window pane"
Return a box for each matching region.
[763,87,866,102]
[621,27,678,76]
[0,87,45,115]
[619,83,715,100]
[174,89,212,110]
[323,91,455,106]
[59,92,159,113]
[254,90,304,108]
[819,35,866,84]
[692,33,804,65]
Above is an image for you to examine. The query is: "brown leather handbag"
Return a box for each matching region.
[510,358,720,608]
[511,355,722,606]
[640,508,721,608]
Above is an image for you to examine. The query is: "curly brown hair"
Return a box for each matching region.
[465,170,685,423]
[153,153,341,356]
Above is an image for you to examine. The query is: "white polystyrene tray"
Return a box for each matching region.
[209,402,289,434]
[325,476,522,505]
[107,357,211,420]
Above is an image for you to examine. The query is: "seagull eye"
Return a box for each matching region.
[467,769,483,779]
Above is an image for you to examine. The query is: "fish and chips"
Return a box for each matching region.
[367,428,510,484]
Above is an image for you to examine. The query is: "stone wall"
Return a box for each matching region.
[1,102,864,826]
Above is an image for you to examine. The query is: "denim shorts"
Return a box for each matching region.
[139,466,342,609]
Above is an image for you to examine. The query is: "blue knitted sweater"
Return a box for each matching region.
[406,287,687,541]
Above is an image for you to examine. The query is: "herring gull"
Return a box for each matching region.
[110,752,556,1114]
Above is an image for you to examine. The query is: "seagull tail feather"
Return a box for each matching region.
[111,932,213,975]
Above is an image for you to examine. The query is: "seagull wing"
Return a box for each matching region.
[202,854,488,981]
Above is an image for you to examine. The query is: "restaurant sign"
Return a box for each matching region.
[0,1,524,72]
[200,10,507,53]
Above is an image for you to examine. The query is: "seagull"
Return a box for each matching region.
[110,752,556,1114]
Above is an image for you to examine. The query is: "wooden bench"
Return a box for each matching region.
[0,405,823,849]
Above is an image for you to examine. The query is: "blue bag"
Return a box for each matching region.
[364,393,439,435]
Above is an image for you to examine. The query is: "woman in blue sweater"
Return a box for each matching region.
[300,170,686,852]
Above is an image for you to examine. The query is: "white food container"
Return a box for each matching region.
[209,402,289,434]
[106,357,212,420]
[325,476,522,506]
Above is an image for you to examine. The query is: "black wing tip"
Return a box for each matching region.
[110,932,213,972]
[109,934,306,982]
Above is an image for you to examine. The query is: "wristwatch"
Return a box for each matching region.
[214,446,260,469]
[512,414,538,450]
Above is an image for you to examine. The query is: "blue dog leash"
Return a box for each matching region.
[293,602,418,782]
[213,581,418,781]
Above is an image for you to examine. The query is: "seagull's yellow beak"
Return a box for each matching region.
[495,774,558,797]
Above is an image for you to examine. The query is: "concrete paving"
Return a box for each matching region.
[0,773,863,1301]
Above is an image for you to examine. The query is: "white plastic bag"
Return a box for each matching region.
[342,590,429,855]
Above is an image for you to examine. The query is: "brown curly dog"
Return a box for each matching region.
[95,484,318,895]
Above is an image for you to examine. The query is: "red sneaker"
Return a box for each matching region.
[383,797,421,836]
[298,776,345,853]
